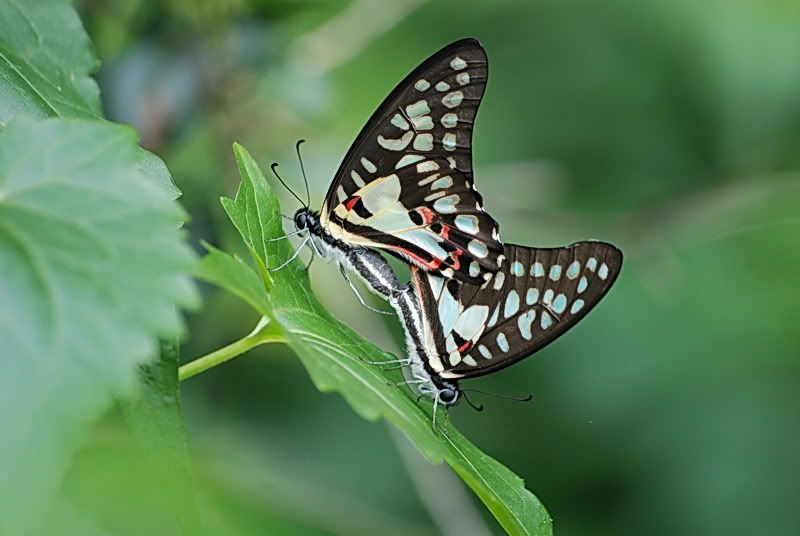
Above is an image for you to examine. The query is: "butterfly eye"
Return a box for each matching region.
[439,388,458,405]
[294,210,308,230]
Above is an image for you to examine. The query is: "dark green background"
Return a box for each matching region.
[76,0,800,534]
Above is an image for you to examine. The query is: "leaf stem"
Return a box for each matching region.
[178,316,286,381]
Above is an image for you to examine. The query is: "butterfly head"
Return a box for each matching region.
[436,383,460,407]
[413,373,461,407]
[293,208,319,232]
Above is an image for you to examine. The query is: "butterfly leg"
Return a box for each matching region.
[308,231,324,257]
[359,356,412,366]
[429,401,451,436]
[339,264,393,315]
[305,246,316,271]
[269,236,309,272]
[393,379,427,387]
[389,375,431,390]
[379,363,410,372]
[440,406,451,437]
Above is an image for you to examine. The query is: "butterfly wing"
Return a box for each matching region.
[413,242,623,379]
[320,38,502,283]
[327,157,501,280]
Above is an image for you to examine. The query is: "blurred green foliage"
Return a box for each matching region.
[4,0,798,534]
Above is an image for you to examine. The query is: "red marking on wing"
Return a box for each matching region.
[418,207,436,224]
[344,196,360,212]
[458,340,472,354]
[448,248,463,270]
[439,224,451,240]
[388,245,444,271]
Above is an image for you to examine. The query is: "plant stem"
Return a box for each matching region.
[178,316,286,381]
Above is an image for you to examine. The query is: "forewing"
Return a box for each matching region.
[414,242,623,379]
[329,158,502,283]
[321,39,501,282]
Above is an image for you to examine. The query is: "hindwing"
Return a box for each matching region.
[413,242,623,379]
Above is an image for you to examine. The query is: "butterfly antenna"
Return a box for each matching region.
[270,162,306,207]
[295,139,311,207]
[461,391,484,412]
[461,388,534,403]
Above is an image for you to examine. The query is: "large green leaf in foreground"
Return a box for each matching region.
[0,0,101,124]
[195,144,553,536]
[0,118,197,533]
[0,0,177,195]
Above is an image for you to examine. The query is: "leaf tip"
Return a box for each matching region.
[232,142,251,166]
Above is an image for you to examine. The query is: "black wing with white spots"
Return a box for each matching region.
[321,38,502,283]
[413,242,623,379]
[328,157,502,282]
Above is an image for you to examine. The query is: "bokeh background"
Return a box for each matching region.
[72,0,800,534]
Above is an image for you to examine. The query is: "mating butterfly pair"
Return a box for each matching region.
[276,39,622,419]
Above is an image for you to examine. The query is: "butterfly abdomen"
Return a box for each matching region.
[345,247,407,300]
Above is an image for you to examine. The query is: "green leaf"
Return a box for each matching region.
[195,143,552,536]
[0,0,102,125]
[193,240,271,316]
[0,0,178,196]
[120,340,205,534]
[0,117,197,534]
[39,424,227,536]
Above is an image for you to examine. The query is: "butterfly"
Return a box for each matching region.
[276,38,504,310]
[393,241,623,420]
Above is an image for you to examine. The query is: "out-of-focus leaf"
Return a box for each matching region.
[194,143,552,536]
[136,149,182,200]
[0,0,178,195]
[120,340,206,534]
[36,500,109,536]
[40,428,220,536]
[0,0,102,125]
[0,118,197,533]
